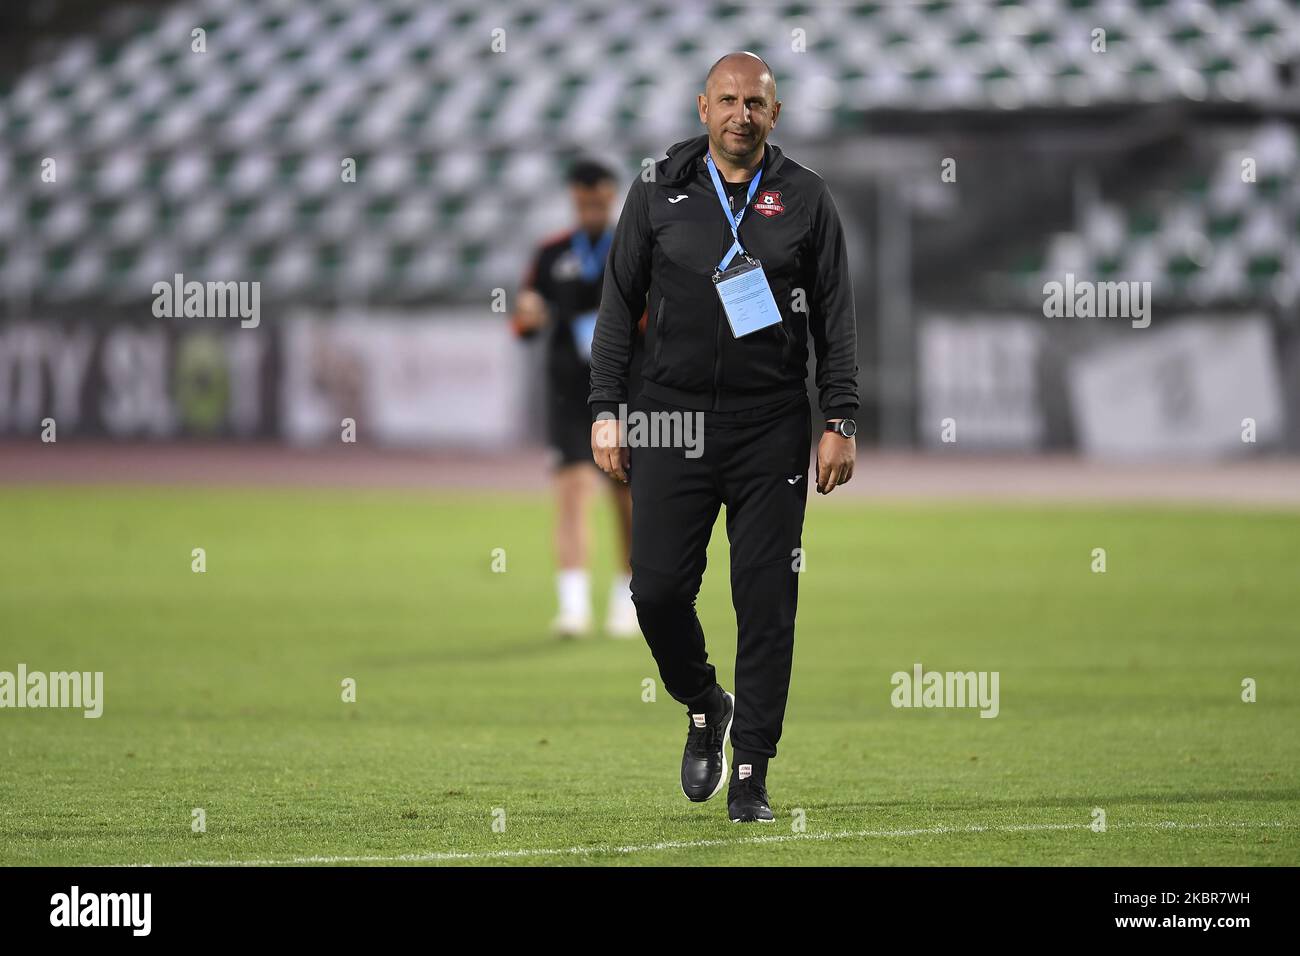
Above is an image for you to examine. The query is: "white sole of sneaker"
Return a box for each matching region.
[706,692,735,801]
[682,691,734,803]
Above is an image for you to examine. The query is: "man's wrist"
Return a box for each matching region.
[824,418,858,439]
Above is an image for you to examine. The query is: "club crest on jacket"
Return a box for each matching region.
[753,190,785,217]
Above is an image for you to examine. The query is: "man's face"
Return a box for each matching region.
[571,181,615,234]
[697,61,781,165]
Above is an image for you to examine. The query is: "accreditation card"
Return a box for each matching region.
[712,257,783,339]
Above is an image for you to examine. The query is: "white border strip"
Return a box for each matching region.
[133,820,1293,867]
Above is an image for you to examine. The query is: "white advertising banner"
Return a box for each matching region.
[281,310,524,448]
[918,316,1045,450]
[1067,316,1283,459]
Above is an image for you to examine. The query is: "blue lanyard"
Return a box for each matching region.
[705,153,763,274]
[571,228,613,283]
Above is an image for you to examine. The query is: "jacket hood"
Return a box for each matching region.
[659,133,786,185]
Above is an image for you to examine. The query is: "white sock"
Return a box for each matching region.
[557,569,591,619]
[609,573,633,607]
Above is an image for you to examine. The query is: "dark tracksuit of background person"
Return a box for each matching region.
[514,228,644,472]
[587,132,859,812]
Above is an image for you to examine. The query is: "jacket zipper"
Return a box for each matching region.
[712,204,728,412]
[712,303,723,411]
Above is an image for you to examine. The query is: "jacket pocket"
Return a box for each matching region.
[762,319,792,372]
[776,320,792,370]
[653,298,667,367]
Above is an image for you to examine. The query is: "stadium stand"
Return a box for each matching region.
[1004,121,1300,306]
[0,0,1296,306]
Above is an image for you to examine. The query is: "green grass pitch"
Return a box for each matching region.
[1,485,1297,866]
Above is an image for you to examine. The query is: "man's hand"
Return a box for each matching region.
[514,289,549,333]
[816,421,855,494]
[591,417,629,483]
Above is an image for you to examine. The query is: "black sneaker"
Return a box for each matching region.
[728,762,775,823]
[680,690,734,802]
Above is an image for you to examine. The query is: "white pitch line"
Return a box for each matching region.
[135,820,1293,867]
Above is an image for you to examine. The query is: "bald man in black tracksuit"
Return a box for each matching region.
[588,53,859,823]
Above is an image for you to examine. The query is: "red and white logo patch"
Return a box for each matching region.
[752,190,784,218]
[692,714,707,728]
[738,764,752,779]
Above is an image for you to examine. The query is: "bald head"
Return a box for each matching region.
[705,51,776,99]
[697,51,781,177]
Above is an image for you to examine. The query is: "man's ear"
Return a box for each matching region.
[697,93,708,124]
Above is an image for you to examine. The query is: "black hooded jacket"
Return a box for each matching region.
[588,133,859,422]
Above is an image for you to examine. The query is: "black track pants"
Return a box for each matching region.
[628,391,812,762]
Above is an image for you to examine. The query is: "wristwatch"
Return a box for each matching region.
[825,419,857,438]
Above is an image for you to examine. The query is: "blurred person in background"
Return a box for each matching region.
[513,160,646,639]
